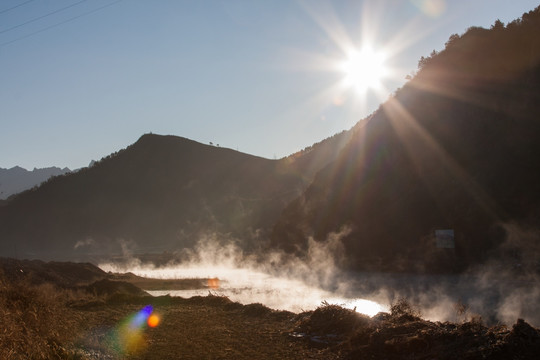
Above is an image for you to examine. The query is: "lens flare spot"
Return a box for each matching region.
[106,304,159,355]
[411,0,446,18]
[147,313,160,328]
[131,305,153,329]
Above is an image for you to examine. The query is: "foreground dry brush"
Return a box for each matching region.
[292,298,540,359]
[0,274,80,359]
[2,260,540,359]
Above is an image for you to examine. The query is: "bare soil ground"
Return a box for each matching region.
[70,295,340,359]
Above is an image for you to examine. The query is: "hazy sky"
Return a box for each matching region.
[1,0,538,169]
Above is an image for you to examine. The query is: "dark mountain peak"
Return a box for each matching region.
[133,133,199,149]
[102,133,267,172]
[7,166,26,172]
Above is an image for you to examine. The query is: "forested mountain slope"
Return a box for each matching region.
[0,135,308,258]
[271,8,540,273]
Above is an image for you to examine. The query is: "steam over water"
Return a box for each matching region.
[98,236,540,326]
[98,263,387,316]
[98,259,540,326]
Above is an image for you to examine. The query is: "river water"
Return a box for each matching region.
[99,263,387,316]
[99,262,540,326]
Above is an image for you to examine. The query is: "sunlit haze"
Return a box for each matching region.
[1,0,539,169]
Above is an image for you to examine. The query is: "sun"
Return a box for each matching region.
[340,46,388,94]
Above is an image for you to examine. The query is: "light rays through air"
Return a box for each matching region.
[281,0,446,131]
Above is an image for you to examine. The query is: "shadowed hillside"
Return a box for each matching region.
[283,128,356,179]
[0,132,352,260]
[0,135,306,259]
[271,7,540,273]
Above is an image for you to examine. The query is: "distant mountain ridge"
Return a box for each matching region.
[0,166,71,200]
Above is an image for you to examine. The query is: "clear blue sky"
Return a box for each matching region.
[1,0,538,170]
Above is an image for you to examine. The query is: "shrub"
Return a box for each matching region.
[294,302,370,336]
[389,298,422,322]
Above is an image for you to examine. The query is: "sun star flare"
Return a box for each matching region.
[340,46,388,94]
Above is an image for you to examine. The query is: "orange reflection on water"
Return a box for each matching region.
[207,277,220,289]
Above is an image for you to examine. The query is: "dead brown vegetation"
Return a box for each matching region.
[0,271,83,359]
[2,261,540,359]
